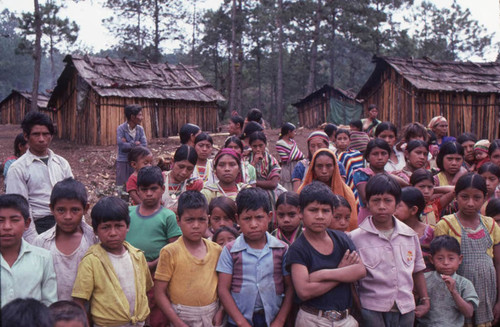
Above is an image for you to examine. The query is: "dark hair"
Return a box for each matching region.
[368,104,377,110]
[212,226,239,243]
[486,198,500,218]
[236,187,270,215]
[0,194,30,221]
[364,138,391,160]
[127,146,152,164]
[124,104,142,120]
[410,168,434,186]
[13,133,27,157]
[488,140,500,157]
[365,173,401,203]
[478,162,500,179]
[402,122,428,143]
[299,181,335,212]
[137,166,164,187]
[313,150,336,171]
[276,191,300,209]
[91,197,130,231]
[455,173,487,196]
[50,178,88,208]
[335,128,350,139]
[1,298,53,327]
[21,111,55,136]
[49,301,88,327]
[406,140,428,157]
[230,115,244,128]
[241,122,263,139]
[427,129,437,145]
[179,123,201,144]
[374,121,397,138]
[209,197,237,223]
[173,145,198,166]
[194,132,214,145]
[430,235,461,256]
[279,122,296,139]
[247,108,263,124]
[224,136,244,151]
[332,194,351,211]
[324,123,338,138]
[400,187,426,217]
[456,132,478,145]
[349,120,362,130]
[249,131,267,145]
[177,191,208,218]
[436,142,464,171]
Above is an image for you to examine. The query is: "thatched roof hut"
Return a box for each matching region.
[48,54,225,145]
[0,90,51,124]
[356,56,500,140]
[292,84,362,128]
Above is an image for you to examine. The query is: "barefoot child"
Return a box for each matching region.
[287,182,366,326]
[350,174,430,325]
[154,191,223,327]
[417,236,479,327]
[33,178,98,301]
[217,187,294,326]
[126,146,153,205]
[272,192,303,245]
[0,194,57,307]
[435,173,500,326]
[72,197,153,326]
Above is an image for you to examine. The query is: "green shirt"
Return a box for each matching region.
[126,206,182,261]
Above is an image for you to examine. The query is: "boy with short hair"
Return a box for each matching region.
[0,194,57,307]
[217,187,293,327]
[154,191,223,326]
[350,173,430,326]
[49,300,89,327]
[287,181,366,326]
[417,235,478,327]
[33,177,98,301]
[72,196,153,327]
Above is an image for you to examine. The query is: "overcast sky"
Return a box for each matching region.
[2,0,499,61]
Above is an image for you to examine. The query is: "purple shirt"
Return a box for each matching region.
[350,216,425,314]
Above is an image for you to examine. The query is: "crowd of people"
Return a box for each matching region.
[2,104,500,327]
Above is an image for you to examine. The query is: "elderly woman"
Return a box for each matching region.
[428,116,456,148]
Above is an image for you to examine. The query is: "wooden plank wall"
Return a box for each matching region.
[361,67,500,140]
[0,95,28,124]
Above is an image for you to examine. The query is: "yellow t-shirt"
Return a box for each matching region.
[155,236,222,306]
[71,242,153,326]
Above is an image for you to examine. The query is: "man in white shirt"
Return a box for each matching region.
[6,112,73,242]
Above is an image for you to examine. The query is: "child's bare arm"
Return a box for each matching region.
[129,190,142,205]
[147,258,159,270]
[212,306,225,327]
[441,275,474,318]
[217,272,251,327]
[309,250,366,283]
[270,275,294,327]
[291,264,340,301]
[356,182,367,206]
[435,186,455,209]
[154,280,188,327]
[413,270,430,318]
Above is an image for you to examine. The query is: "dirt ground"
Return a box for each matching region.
[0,124,314,208]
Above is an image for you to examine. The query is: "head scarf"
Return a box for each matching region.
[307,131,330,159]
[214,148,243,183]
[428,116,447,129]
[297,148,358,231]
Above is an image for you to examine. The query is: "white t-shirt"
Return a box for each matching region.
[107,251,137,318]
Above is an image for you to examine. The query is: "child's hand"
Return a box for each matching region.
[212,309,224,327]
[415,302,430,318]
[441,274,457,294]
[338,250,360,268]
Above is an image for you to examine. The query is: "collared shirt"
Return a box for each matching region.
[350,216,426,314]
[6,149,73,221]
[1,239,58,307]
[33,221,98,300]
[72,242,153,326]
[216,232,288,326]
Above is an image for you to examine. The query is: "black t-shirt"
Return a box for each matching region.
[286,229,355,311]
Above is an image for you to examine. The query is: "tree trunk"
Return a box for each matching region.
[153,0,160,63]
[256,42,262,108]
[191,0,197,65]
[31,0,42,112]
[276,0,284,126]
[229,0,237,113]
[329,4,337,86]
[235,0,243,113]
[306,0,322,95]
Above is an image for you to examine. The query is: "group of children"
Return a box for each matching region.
[3,108,500,327]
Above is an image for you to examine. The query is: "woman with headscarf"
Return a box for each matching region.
[428,116,456,148]
[297,148,358,231]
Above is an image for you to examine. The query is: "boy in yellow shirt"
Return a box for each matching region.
[154,191,223,326]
